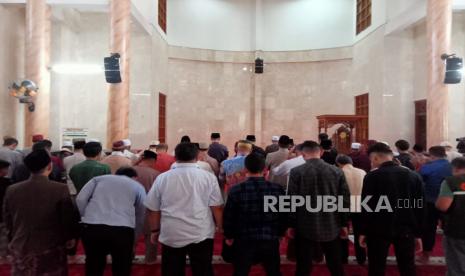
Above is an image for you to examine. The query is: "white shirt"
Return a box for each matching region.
[446,150,463,162]
[341,164,366,212]
[171,161,215,175]
[145,163,223,248]
[63,152,86,195]
[272,155,306,177]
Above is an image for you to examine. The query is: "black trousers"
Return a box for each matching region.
[162,238,214,276]
[366,234,416,276]
[341,214,367,265]
[233,239,281,276]
[295,235,344,276]
[81,224,135,276]
[422,202,439,252]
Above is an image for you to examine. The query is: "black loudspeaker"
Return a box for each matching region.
[444,55,463,84]
[104,53,122,83]
[255,58,264,74]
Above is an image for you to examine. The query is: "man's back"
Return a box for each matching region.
[420,159,452,203]
[145,163,223,247]
[341,165,366,211]
[224,177,286,240]
[208,142,229,164]
[361,161,425,238]
[69,160,111,193]
[76,175,146,230]
[288,159,349,242]
[153,152,175,173]
[266,148,289,187]
[133,165,160,193]
[101,154,132,174]
[348,151,371,173]
[0,147,23,178]
[4,176,78,254]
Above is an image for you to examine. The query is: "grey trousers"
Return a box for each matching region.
[444,235,465,276]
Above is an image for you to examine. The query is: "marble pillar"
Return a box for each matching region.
[426,0,452,147]
[107,0,131,148]
[25,0,51,146]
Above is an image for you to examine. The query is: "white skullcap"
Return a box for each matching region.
[62,141,73,147]
[122,139,132,146]
[440,141,452,148]
[149,140,160,146]
[88,138,100,143]
[381,141,390,146]
[272,136,279,142]
[351,142,361,150]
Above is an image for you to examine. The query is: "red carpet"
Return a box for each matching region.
[0,234,446,275]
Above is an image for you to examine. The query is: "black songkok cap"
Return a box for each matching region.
[24,149,51,173]
[246,135,256,142]
[211,133,221,139]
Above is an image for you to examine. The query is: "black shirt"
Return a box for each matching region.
[360,161,425,238]
[0,177,13,222]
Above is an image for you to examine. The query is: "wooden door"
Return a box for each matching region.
[415,100,427,149]
[159,93,166,143]
[355,93,369,144]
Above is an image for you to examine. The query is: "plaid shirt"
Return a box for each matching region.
[288,159,350,242]
[223,177,287,240]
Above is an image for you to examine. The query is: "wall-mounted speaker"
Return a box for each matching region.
[255,58,264,74]
[104,53,122,83]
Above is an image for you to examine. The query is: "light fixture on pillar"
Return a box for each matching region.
[8,80,38,112]
[255,58,264,74]
[104,53,122,83]
[441,53,463,84]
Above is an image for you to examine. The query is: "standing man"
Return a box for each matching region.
[266,135,291,188]
[0,137,23,179]
[394,140,415,170]
[246,135,266,158]
[220,140,253,194]
[335,154,367,265]
[3,150,79,276]
[441,141,463,162]
[265,136,280,156]
[208,133,229,164]
[198,142,219,176]
[133,150,160,264]
[223,153,287,276]
[348,142,371,173]
[77,167,146,276]
[419,146,452,263]
[436,157,465,276]
[320,139,338,165]
[101,140,132,174]
[63,139,86,196]
[145,143,223,276]
[359,143,425,276]
[0,160,12,257]
[154,143,176,173]
[288,141,350,276]
[69,142,111,193]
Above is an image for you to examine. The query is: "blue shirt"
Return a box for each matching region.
[420,159,452,203]
[76,175,146,233]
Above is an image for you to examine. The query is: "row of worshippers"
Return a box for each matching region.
[0,133,463,275]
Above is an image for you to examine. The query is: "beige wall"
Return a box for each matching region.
[1,6,465,151]
[0,5,25,144]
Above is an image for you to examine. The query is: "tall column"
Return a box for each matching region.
[426,0,452,147]
[25,0,51,147]
[107,0,131,148]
